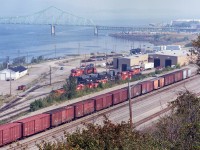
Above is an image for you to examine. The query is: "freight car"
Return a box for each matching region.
[0,68,192,147]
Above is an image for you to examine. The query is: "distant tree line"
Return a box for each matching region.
[0,55,45,71]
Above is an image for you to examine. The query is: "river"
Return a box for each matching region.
[0,24,152,62]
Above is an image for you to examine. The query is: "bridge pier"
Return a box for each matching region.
[94,26,98,36]
[51,25,55,35]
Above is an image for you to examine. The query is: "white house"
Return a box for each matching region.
[0,66,28,80]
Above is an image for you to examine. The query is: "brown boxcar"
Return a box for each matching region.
[94,93,113,111]
[159,77,165,88]
[151,77,165,90]
[45,106,74,127]
[151,79,159,90]
[45,108,63,127]
[110,89,121,105]
[174,70,183,82]
[140,81,154,94]
[0,123,22,146]
[162,73,175,86]
[110,88,128,105]
[74,102,84,118]
[63,106,75,122]
[95,96,103,111]
[83,99,95,115]
[121,88,128,102]
[15,114,50,137]
[102,93,113,109]
[131,84,142,98]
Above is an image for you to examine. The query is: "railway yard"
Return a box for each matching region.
[0,48,198,149]
[0,62,198,149]
[1,69,200,149]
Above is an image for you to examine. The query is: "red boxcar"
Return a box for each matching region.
[83,99,95,115]
[174,70,183,82]
[74,100,95,118]
[63,106,75,122]
[131,84,142,98]
[140,81,154,94]
[44,106,74,127]
[110,89,121,105]
[74,102,84,118]
[0,123,22,146]
[121,88,128,102]
[15,114,50,137]
[158,77,165,88]
[162,73,175,86]
[94,93,113,111]
[110,88,128,105]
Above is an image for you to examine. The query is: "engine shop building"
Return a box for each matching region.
[113,54,148,71]
[148,50,191,68]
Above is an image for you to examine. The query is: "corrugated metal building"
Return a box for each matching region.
[149,50,191,68]
[0,66,28,80]
[113,54,148,71]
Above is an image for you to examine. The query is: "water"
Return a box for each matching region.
[0,24,153,62]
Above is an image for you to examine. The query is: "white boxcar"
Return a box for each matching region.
[142,63,154,70]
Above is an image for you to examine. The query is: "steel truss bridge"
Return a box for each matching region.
[0,6,95,26]
[94,25,200,35]
[0,6,199,35]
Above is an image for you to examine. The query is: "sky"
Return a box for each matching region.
[0,0,200,26]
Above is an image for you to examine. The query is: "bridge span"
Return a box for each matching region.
[94,25,200,35]
[0,6,199,35]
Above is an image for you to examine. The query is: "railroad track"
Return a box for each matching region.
[0,74,198,123]
[4,74,200,149]
[0,85,41,112]
[5,105,172,150]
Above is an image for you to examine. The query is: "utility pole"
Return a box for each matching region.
[27,52,29,68]
[84,53,86,67]
[128,79,133,128]
[10,70,12,96]
[55,45,57,58]
[50,66,52,85]
[105,42,107,72]
[78,43,80,56]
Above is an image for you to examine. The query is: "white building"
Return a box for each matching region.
[0,66,28,80]
[166,45,181,50]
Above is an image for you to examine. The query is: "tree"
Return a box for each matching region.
[64,76,77,99]
[31,55,44,64]
[153,91,200,150]
[12,56,26,65]
[192,35,200,73]
[37,117,157,150]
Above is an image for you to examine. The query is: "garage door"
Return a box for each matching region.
[154,59,160,68]
[165,59,172,67]
[122,64,127,71]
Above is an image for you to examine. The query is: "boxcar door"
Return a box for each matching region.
[2,128,10,144]
[25,120,35,136]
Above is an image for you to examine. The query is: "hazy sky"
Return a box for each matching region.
[0,0,200,25]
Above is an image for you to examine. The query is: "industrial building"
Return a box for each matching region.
[113,54,148,71]
[149,50,190,68]
[0,66,28,80]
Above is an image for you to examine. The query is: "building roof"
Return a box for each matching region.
[9,66,27,73]
[122,54,148,60]
[153,50,189,57]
